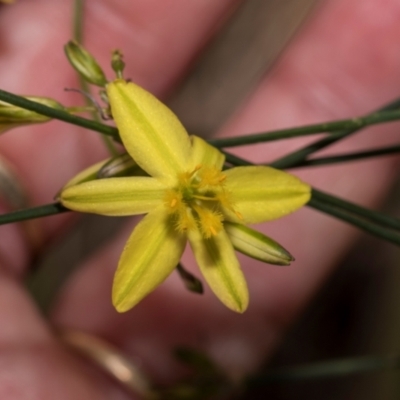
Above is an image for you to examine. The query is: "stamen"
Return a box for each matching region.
[165,164,235,237]
[193,204,223,238]
[192,194,218,201]
[216,191,231,207]
[235,210,243,220]
[178,165,202,186]
[197,167,226,188]
[191,165,202,175]
[215,191,242,220]
[209,226,217,236]
[164,190,182,213]
[176,207,195,232]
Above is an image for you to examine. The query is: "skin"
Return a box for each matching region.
[0,0,399,398]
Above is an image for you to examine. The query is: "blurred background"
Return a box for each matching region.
[244,180,400,399]
[26,0,400,398]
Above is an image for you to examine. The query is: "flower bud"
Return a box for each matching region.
[0,96,65,134]
[64,41,107,87]
[224,222,294,265]
[60,153,146,194]
[111,50,125,78]
[98,153,146,178]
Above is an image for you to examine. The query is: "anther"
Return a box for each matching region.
[235,210,243,220]
[189,165,202,177]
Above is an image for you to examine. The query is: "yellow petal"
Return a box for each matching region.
[189,135,225,170]
[107,80,191,182]
[224,222,293,265]
[188,227,248,313]
[224,166,311,224]
[113,207,186,312]
[60,177,166,216]
[61,154,146,195]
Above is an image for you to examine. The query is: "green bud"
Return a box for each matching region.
[0,96,65,134]
[60,153,147,195]
[224,222,294,266]
[64,41,107,87]
[98,152,146,178]
[111,49,125,79]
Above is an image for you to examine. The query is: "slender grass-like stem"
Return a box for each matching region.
[73,0,84,44]
[308,197,400,246]
[312,189,400,231]
[0,203,68,225]
[0,89,120,141]
[294,144,400,167]
[210,106,400,149]
[271,97,400,169]
[72,0,119,156]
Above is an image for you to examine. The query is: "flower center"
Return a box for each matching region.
[164,165,236,238]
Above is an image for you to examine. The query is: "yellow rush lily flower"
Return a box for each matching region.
[60,79,311,313]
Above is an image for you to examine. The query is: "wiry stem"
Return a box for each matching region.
[271,97,400,169]
[0,89,120,141]
[0,203,68,225]
[294,143,400,167]
[72,0,119,155]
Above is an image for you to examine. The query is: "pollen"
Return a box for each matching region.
[164,189,182,213]
[194,206,223,238]
[197,167,226,188]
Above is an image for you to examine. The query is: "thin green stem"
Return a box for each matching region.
[66,106,96,114]
[295,144,400,167]
[3,85,400,164]
[308,197,400,246]
[0,203,68,225]
[271,96,400,169]
[312,188,400,231]
[247,353,400,385]
[223,152,251,167]
[72,0,119,156]
[73,0,84,44]
[210,107,400,148]
[0,89,120,141]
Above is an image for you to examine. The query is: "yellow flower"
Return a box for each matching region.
[60,79,311,313]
